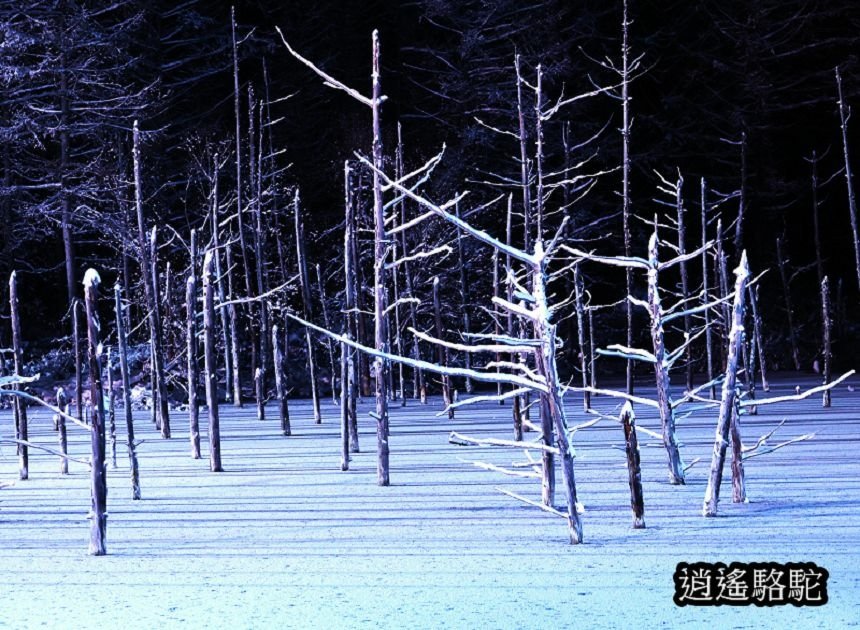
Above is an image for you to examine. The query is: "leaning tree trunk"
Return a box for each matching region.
[114,284,141,499]
[83,270,107,556]
[703,252,750,517]
[10,271,28,480]
[645,233,685,485]
[835,67,860,293]
[202,252,223,472]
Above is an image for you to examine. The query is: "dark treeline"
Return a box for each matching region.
[0,0,858,372]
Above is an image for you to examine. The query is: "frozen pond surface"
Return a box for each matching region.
[1,374,859,629]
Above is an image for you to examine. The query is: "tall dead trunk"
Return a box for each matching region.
[272,323,291,436]
[231,6,253,303]
[573,263,590,410]
[132,121,170,437]
[294,193,321,423]
[703,252,750,517]
[621,0,634,395]
[454,206,473,394]
[506,194,523,441]
[114,284,141,499]
[730,395,746,503]
[370,31,390,486]
[344,162,360,453]
[675,174,693,392]
[210,155,233,402]
[835,67,860,292]
[107,347,117,469]
[202,252,223,472]
[150,227,170,438]
[716,222,732,370]
[316,264,338,404]
[645,232,686,485]
[10,271,28,480]
[226,239,243,406]
[187,232,201,459]
[74,298,83,424]
[620,402,645,528]
[734,130,748,255]
[749,285,770,391]
[83,270,107,556]
[700,179,716,399]
[250,89,268,423]
[821,276,832,408]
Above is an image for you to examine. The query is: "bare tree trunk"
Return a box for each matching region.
[202,252,223,472]
[588,306,598,392]
[573,264,590,410]
[734,130,748,255]
[187,232,201,459]
[294,193,321,423]
[370,31,391,486]
[822,276,832,408]
[344,161,360,452]
[716,222,732,371]
[809,149,825,287]
[730,395,746,503]
[231,6,253,303]
[114,284,141,499]
[775,236,801,370]
[703,252,750,517]
[83,270,107,555]
[272,323,291,436]
[743,298,758,415]
[835,67,860,292]
[107,347,117,469]
[226,239,243,407]
[621,0,634,395]
[133,121,170,438]
[210,154,233,403]
[57,388,68,475]
[150,227,171,438]
[433,276,453,418]
[506,195,523,440]
[250,89,268,423]
[391,240,406,405]
[10,272,28,480]
[646,233,685,485]
[749,285,770,391]
[620,402,645,528]
[701,179,715,399]
[493,248,503,402]
[675,174,693,392]
[74,298,83,424]
[454,206,473,394]
[316,264,338,404]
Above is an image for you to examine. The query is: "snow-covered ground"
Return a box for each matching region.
[1,374,858,629]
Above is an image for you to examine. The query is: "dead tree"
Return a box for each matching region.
[73,298,83,424]
[703,253,749,516]
[821,276,832,407]
[342,162,359,452]
[316,264,338,403]
[202,251,223,472]
[187,234,201,458]
[107,347,117,469]
[620,402,645,528]
[133,121,170,437]
[251,91,268,423]
[749,285,770,391]
[10,271,27,480]
[272,323,291,436]
[433,276,453,417]
[114,283,141,499]
[83,269,107,555]
[294,193,321,423]
[568,226,718,485]
[835,66,860,292]
[572,263,590,410]
[700,179,716,398]
[279,28,391,485]
[210,153,233,402]
[56,388,68,475]
[226,239,243,406]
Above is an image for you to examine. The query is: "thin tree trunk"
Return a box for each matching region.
[433,276,453,418]
[57,388,68,475]
[454,205,473,394]
[370,31,391,486]
[573,263,590,411]
[250,87,267,423]
[621,0,634,395]
[202,252,223,472]
[226,239,243,406]
[775,236,801,371]
[730,396,746,503]
[272,323,291,436]
[645,233,685,485]
[750,285,770,391]
[187,232,201,459]
[809,150,825,287]
[701,179,715,399]
[734,130,748,255]
[316,264,338,404]
[210,155,233,403]
[675,174,693,392]
[620,402,645,528]
[133,121,170,437]
[344,161,360,453]
[703,252,750,517]
[83,270,107,556]
[716,221,732,371]
[294,193,321,423]
[506,195,523,441]
[835,67,860,292]
[149,227,170,437]
[588,306,598,392]
[74,298,83,424]
[10,271,28,480]
[493,248,503,402]
[822,276,832,408]
[107,347,117,469]
[114,284,141,499]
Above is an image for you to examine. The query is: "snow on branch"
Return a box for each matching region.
[448,431,560,455]
[596,344,656,364]
[739,370,854,407]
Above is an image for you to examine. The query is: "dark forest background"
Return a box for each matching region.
[1,0,859,374]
